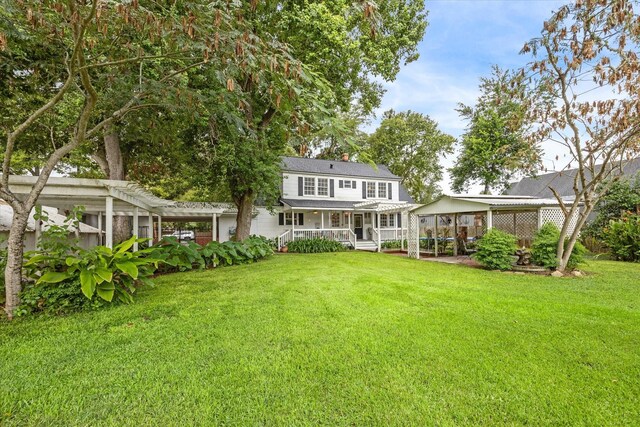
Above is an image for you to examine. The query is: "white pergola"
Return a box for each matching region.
[353,200,416,251]
[5,175,224,250]
[406,194,581,259]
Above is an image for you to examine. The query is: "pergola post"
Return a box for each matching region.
[401,212,405,251]
[148,213,153,244]
[434,214,439,257]
[453,213,459,256]
[97,212,103,246]
[212,213,217,242]
[132,206,139,252]
[376,212,381,252]
[157,215,162,242]
[105,196,113,249]
[348,211,351,231]
[486,210,493,230]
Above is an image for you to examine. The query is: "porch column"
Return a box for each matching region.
[453,213,458,256]
[34,205,42,250]
[212,214,217,242]
[434,214,439,257]
[376,212,381,252]
[105,196,113,249]
[348,212,351,230]
[148,213,153,244]
[157,215,162,242]
[486,210,493,230]
[401,212,405,251]
[291,209,295,241]
[97,212,103,246]
[132,206,139,252]
[321,211,324,229]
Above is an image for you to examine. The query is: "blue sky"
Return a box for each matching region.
[367,0,567,192]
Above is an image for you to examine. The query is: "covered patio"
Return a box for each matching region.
[406,195,580,259]
[5,175,224,250]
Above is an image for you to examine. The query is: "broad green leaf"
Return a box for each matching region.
[80,269,96,299]
[65,257,81,266]
[96,281,115,302]
[116,261,139,279]
[116,235,136,253]
[37,271,71,285]
[94,267,113,283]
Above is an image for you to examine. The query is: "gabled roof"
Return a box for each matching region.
[281,156,400,180]
[412,194,576,215]
[505,158,640,198]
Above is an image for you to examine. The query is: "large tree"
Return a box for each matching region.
[519,0,640,272]
[366,110,454,203]
[0,0,294,318]
[194,1,427,240]
[450,66,542,195]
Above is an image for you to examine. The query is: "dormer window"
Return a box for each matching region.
[303,177,315,195]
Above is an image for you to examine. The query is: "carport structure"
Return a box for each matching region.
[406,195,580,259]
[5,175,224,250]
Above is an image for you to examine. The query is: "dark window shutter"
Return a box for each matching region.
[330,179,335,197]
[339,180,343,188]
[388,183,392,200]
[278,213,284,226]
[362,181,367,199]
[298,177,303,196]
[374,214,378,228]
[298,213,304,226]
[352,180,356,188]
[397,213,402,227]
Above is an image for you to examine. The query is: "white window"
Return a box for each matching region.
[344,180,352,189]
[378,182,387,199]
[389,213,395,228]
[367,182,376,198]
[285,213,301,226]
[304,177,315,196]
[380,214,388,227]
[317,178,329,196]
[331,213,341,227]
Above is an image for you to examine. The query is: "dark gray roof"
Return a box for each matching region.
[505,158,640,198]
[281,199,359,209]
[398,184,415,203]
[281,156,400,179]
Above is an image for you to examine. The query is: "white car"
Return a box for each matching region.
[169,230,195,241]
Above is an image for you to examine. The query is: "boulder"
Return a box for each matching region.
[551,271,564,278]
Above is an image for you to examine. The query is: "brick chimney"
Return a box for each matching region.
[341,153,349,162]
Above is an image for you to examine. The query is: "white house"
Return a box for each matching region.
[244,155,416,251]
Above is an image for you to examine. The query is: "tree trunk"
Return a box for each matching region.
[4,209,29,319]
[103,125,131,244]
[234,191,254,241]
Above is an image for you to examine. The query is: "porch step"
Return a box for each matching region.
[355,240,378,252]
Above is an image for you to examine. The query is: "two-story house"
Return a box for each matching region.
[230,155,416,251]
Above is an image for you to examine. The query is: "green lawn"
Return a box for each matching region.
[1,253,639,426]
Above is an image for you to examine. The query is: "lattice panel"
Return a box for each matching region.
[540,207,579,236]
[407,213,420,259]
[493,210,538,247]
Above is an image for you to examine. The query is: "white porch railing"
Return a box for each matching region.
[277,230,292,250]
[375,228,407,242]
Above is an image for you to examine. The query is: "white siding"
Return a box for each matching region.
[282,173,401,202]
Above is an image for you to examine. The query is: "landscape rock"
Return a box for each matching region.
[572,270,583,277]
[551,271,564,278]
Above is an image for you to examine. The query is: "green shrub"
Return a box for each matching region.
[287,238,347,253]
[473,229,517,270]
[603,214,640,262]
[149,237,205,273]
[531,223,585,269]
[381,240,402,249]
[20,236,159,315]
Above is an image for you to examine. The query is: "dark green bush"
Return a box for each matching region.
[149,237,205,273]
[473,229,516,270]
[531,223,585,269]
[20,236,159,315]
[287,238,347,253]
[603,214,640,262]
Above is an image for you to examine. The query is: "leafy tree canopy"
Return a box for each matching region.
[365,110,454,203]
[450,66,541,195]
